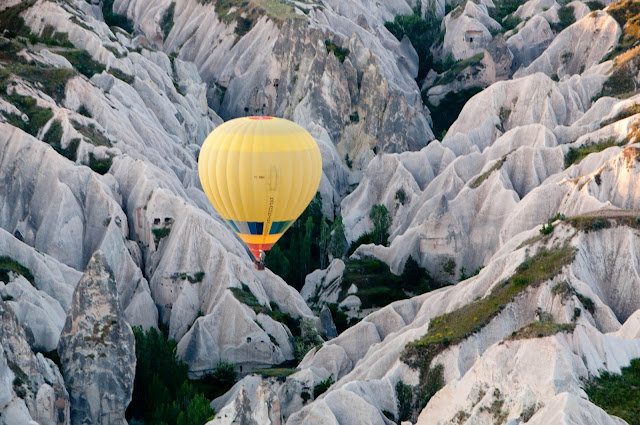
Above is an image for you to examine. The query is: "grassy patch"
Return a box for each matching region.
[161,3,175,41]
[230,283,264,312]
[108,68,134,84]
[3,94,53,136]
[39,25,74,48]
[252,367,297,380]
[56,49,105,79]
[0,1,35,38]
[568,216,613,233]
[568,214,640,234]
[71,120,111,146]
[0,256,35,285]
[1,56,75,102]
[508,319,575,340]
[214,0,298,35]
[586,1,605,10]
[394,365,444,422]
[401,245,574,417]
[564,137,624,167]
[471,156,507,189]
[600,103,640,127]
[584,358,640,424]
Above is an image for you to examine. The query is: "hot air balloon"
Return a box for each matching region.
[198,116,323,270]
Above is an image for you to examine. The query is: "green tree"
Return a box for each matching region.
[177,393,215,425]
[265,244,290,280]
[319,217,330,269]
[127,327,233,425]
[299,216,314,283]
[401,256,434,293]
[370,204,392,246]
[329,217,347,259]
[293,318,323,361]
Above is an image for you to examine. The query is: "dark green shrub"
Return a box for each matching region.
[395,188,406,204]
[87,152,113,175]
[324,39,349,63]
[77,104,92,118]
[586,1,604,10]
[160,3,175,40]
[576,292,595,314]
[552,5,575,32]
[102,0,134,33]
[0,257,34,285]
[44,121,80,162]
[313,374,334,398]
[345,153,353,168]
[539,220,554,235]
[152,226,171,244]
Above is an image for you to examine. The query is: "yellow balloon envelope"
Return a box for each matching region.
[198,116,323,261]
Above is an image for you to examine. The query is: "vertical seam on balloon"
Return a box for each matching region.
[237,121,251,224]
[260,118,268,247]
[216,132,236,222]
[281,135,297,221]
[227,130,245,224]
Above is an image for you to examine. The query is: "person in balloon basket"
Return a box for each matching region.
[255,250,266,271]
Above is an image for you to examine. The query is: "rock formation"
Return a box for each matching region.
[57,252,135,425]
[0,301,70,425]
